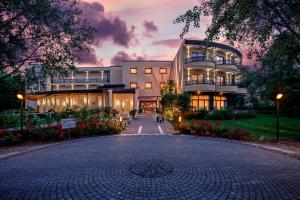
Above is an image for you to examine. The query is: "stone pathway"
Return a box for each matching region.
[122,113,175,135]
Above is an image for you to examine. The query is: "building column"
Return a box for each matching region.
[134,88,139,110]
[108,89,113,107]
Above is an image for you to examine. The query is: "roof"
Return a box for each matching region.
[184,39,242,58]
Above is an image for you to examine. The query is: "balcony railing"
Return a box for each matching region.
[186,80,214,85]
[216,82,236,86]
[215,59,237,65]
[52,78,110,84]
[184,56,214,64]
[184,56,237,65]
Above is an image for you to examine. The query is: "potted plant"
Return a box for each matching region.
[129,109,137,119]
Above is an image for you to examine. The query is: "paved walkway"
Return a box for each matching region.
[121,113,175,135]
[0,135,299,199]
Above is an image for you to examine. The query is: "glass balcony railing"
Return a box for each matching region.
[184,56,237,65]
[52,78,110,84]
[215,59,237,65]
[185,80,214,85]
[184,56,214,64]
[216,82,236,86]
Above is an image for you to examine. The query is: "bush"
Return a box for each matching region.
[208,109,234,120]
[129,109,137,118]
[234,110,256,119]
[25,126,63,141]
[183,109,208,120]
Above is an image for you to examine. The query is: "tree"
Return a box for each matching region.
[160,80,191,119]
[0,70,24,111]
[0,0,93,80]
[174,0,300,59]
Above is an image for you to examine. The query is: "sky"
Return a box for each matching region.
[78,0,251,67]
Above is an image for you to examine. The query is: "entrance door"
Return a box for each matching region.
[140,101,157,112]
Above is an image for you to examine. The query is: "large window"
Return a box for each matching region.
[192,52,204,58]
[145,82,152,89]
[130,68,137,74]
[130,82,137,88]
[144,68,152,74]
[190,95,209,110]
[160,68,167,74]
[215,56,225,64]
[214,96,227,110]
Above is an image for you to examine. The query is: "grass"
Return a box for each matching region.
[185,114,300,141]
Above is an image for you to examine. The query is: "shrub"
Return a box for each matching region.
[178,124,191,134]
[234,110,256,119]
[208,109,234,120]
[183,109,208,120]
[129,109,137,118]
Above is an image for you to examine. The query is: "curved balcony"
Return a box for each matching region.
[184,80,215,92]
[184,56,215,69]
[216,82,238,92]
[215,59,238,71]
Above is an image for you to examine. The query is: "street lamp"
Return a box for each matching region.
[17,94,25,134]
[275,93,283,143]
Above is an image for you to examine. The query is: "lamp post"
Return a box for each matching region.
[17,94,25,134]
[275,93,283,143]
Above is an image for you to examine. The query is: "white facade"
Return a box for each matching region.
[26,39,248,113]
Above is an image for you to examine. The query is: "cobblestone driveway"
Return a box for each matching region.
[1,134,300,199]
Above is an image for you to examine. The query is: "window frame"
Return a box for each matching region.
[144,67,152,74]
[159,68,168,74]
[145,82,152,89]
[130,68,137,74]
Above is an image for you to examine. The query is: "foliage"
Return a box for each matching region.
[160,80,190,120]
[207,109,234,120]
[0,0,94,80]
[0,70,24,111]
[183,110,208,120]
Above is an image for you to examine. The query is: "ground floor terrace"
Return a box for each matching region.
[0,114,299,199]
[26,90,246,113]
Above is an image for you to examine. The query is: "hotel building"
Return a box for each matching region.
[26,39,248,113]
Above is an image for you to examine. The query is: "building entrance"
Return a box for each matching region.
[140,101,157,112]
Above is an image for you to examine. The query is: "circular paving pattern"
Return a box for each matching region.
[129,159,175,178]
[0,135,300,200]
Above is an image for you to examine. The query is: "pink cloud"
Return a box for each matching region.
[152,39,182,48]
[111,51,147,65]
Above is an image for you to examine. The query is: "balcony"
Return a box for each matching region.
[216,82,238,92]
[184,80,215,92]
[184,56,215,69]
[52,78,110,84]
[215,59,238,71]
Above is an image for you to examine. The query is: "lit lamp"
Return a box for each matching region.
[119,116,123,122]
[16,94,25,134]
[178,116,182,123]
[275,93,283,143]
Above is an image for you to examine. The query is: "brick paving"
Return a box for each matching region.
[0,133,299,199]
[122,113,175,135]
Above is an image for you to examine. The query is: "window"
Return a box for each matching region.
[145,68,152,74]
[215,56,225,64]
[130,68,137,74]
[160,82,166,89]
[130,82,137,88]
[192,52,204,58]
[214,96,227,110]
[160,68,167,74]
[145,82,152,89]
[190,95,209,110]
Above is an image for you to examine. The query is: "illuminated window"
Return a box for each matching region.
[160,82,166,89]
[214,96,227,110]
[160,68,167,74]
[145,82,152,89]
[190,95,209,110]
[130,82,137,88]
[145,68,152,74]
[130,68,137,74]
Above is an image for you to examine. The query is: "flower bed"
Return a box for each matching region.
[177,120,252,141]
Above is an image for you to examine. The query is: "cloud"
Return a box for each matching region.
[142,20,158,37]
[152,39,182,48]
[79,2,136,47]
[111,51,147,65]
[76,45,103,66]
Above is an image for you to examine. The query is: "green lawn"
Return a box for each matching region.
[205,114,300,141]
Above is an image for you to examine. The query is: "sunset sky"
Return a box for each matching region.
[78,0,251,66]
